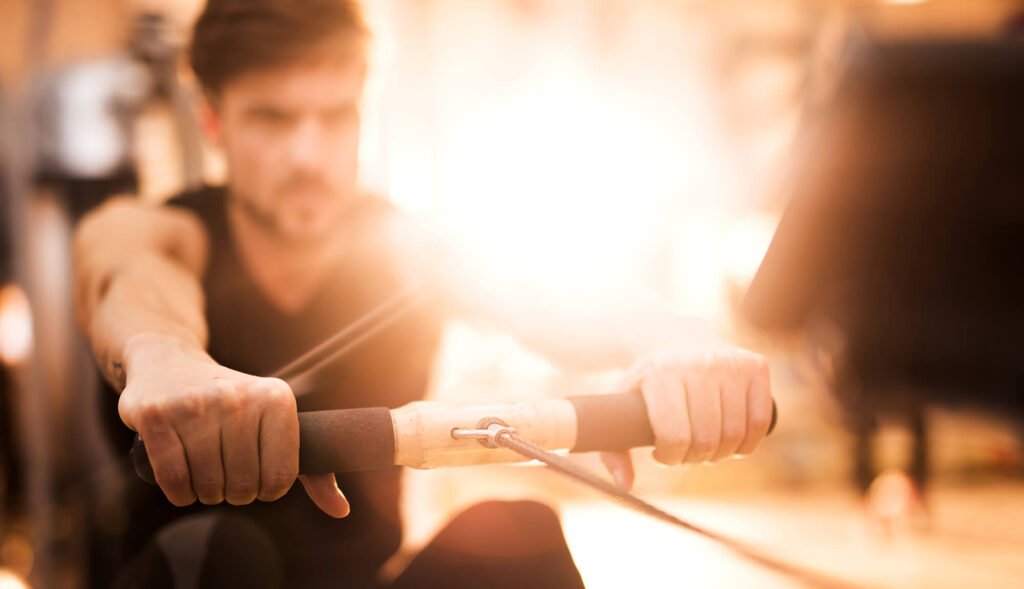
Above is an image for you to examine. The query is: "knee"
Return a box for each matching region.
[119,514,283,589]
[437,500,568,557]
[199,514,282,588]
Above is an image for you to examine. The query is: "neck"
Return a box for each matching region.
[227,200,344,314]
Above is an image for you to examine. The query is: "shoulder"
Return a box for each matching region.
[78,193,208,243]
[74,192,211,274]
[164,185,227,226]
[348,194,450,287]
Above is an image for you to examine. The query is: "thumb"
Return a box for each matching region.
[299,473,350,518]
[600,451,635,491]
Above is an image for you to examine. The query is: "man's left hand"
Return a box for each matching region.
[600,346,773,490]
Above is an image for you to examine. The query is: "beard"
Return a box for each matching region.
[229,175,346,246]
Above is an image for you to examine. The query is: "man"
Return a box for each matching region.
[74,0,773,586]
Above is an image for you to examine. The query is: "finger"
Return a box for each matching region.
[713,363,749,461]
[180,425,226,505]
[682,370,722,464]
[138,424,196,506]
[299,474,350,518]
[221,410,261,506]
[640,367,692,465]
[257,388,299,502]
[609,362,644,394]
[600,451,635,491]
[736,359,773,455]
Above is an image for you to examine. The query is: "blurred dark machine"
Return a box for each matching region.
[744,40,1024,493]
[0,154,20,526]
[8,9,204,586]
[33,11,203,220]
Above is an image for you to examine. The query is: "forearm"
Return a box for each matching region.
[606,291,721,360]
[383,215,721,370]
[451,273,719,372]
[85,251,209,389]
[513,290,721,371]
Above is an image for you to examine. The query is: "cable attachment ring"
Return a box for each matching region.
[450,417,516,449]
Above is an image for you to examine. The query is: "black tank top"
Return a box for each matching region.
[103,185,443,586]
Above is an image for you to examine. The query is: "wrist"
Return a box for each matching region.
[122,332,211,374]
[612,303,722,362]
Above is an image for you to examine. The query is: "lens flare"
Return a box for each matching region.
[0,284,33,366]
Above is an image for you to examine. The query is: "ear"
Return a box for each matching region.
[198,94,223,147]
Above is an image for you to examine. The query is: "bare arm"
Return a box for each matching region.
[73,198,346,516]
[384,213,719,367]
[74,197,210,389]
[386,214,773,483]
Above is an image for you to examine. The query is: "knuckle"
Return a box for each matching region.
[176,387,208,417]
[193,478,224,501]
[659,432,691,450]
[261,379,296,406]
[753,356,770,375]
[216,384,246,412]
[650,353,680,374]
[135,401,167,425]
[691,434,718,457]
[166,493,196,508]
[706,350,728,368]
[721,425,745,445]
[262,469,297,493]
[720,428,745,450]
[225,481,259,504]
[211,378,242,400]
[211,377,236,394]
[680,358,709,378]
[638,358,660,381]
[651,353,673,371]
[193,480,222,496]
[264,377,291,394]
[157,466,189,490]
[752,409,773,431]
[724,350,757,372]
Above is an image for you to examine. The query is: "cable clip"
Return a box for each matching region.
[451,417,516,449]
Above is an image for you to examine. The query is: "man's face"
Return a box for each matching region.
[209,55,365,244]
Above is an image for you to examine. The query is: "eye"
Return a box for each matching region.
[248,107,292,127]
[322,105,357,127]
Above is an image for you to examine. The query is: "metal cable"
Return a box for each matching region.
[269,280,438,381]
[256,277,862,588]
[495,431,864,589]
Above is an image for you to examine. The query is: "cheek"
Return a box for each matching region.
[224,143,285,207]
[228,133,282,177]
[331,123,360,157]
[325,126,361,180]
[243,131,282,165]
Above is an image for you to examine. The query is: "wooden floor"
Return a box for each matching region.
[561,481,1024,589]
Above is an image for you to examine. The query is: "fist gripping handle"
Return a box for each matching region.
[132,392,777,483]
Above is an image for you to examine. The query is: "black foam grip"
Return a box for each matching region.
[569,391,654,452]
[298,407,395,474]
[130,406,396,485]
[569,391,777,453]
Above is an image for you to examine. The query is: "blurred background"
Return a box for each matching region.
[1,0,1023,587]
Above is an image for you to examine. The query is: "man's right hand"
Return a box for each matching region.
[117,334,349,518]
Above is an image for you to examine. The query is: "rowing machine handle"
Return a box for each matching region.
[131,392,777,485]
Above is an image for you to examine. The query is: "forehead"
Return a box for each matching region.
[218,56,366,111]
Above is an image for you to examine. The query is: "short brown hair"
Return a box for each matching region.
[190,0,369,95]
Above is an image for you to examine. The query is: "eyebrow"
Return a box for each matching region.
[323,103,358,116]
[244,104,295,119]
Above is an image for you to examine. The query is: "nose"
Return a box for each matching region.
[285,118,326,173]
